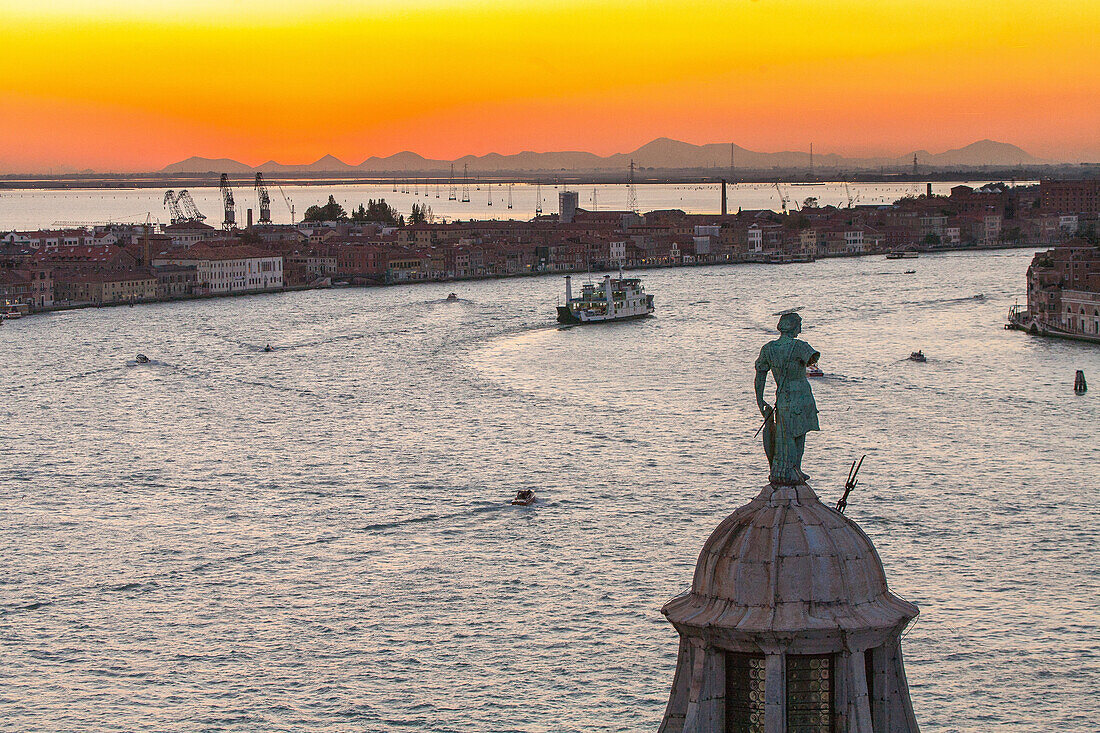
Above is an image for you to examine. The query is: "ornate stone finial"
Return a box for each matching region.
[754,311,820,484]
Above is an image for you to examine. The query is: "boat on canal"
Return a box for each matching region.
[556,273,654,325]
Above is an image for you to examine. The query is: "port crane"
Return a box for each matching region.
[163,191,185,223]
[448,165,457,200]
[177,190,206,221]
[275,183,294,224]
[461,165,471,203]
[844,182,854,209]
[254,173,272,224]
[219,173,236,230]
[774,182,791,214]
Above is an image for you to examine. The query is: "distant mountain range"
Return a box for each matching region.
[160,138,1044,175]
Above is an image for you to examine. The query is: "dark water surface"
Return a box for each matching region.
[2,249,1097,732]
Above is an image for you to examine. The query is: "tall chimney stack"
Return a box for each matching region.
[927,182,933,198]
[721,179,728,216]
[247,208,254,228]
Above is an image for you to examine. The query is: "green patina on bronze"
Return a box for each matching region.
[754,312,820,484]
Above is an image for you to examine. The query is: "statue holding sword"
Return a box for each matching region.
[754,310,820,484]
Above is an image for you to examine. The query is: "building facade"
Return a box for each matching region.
[153,245,283,295]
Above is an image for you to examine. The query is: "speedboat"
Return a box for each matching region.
[135,354,150,364]
[510,489,536,506]
[909,351,926,362]
[806,363,824,377]
[904,269,916,274]
[446,293,459,301]
[263,345,273,352]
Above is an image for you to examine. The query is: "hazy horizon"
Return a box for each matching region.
[0,137,1086,176]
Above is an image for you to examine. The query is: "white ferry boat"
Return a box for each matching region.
[556,273,654,324]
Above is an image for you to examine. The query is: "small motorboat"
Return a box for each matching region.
[510,489,536,506]
[909,351,927,363]
[263,345,273,352]
[135,354,150,364]
[446,293,459,301]
[806,363,824,378]
[904,270,916,274]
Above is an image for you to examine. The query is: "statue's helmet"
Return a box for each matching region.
[777,311,802,334]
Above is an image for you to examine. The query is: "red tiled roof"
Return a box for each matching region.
[32,244,124,262]
[0,269,32,285]
[160,244,279,261]
[163,221,216,231]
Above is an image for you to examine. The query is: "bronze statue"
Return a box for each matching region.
[755,311,820,484]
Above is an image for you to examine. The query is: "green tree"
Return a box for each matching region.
[802,196,819,209]
[303,195,347,222]
[409,203,432,225]
[365,198,404,224]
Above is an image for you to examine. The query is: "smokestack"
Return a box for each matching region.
[721,179,728,216]
[926,182,933,198]
[247,208,254,228]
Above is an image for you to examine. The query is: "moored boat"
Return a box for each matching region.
[886,251,919,259]
[556,273,654,324]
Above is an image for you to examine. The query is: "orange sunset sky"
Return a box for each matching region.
[1,0,1098,172]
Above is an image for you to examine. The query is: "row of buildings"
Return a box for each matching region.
[1014,241,1100,342]
[2,179,1098,312]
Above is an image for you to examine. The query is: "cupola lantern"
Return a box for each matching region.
[658,314,921,732]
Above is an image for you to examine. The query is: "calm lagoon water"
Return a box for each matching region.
[0,180,1029,230]
[1,249,1097,732]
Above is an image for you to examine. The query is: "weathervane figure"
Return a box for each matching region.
[754,310,820,484]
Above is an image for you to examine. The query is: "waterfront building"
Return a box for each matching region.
[0,269,33,306]
[1017,242,1100,340]
[55,270,158,305]
[284,251,338,286]
[152,245,283,295]
[659,481,921,732]
[32,244,138,273]
[153,264,197,299]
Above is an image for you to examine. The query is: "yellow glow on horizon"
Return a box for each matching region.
[1,0,1097,170]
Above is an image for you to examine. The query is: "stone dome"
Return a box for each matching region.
[663,482,917,646]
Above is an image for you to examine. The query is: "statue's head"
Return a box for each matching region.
[777,311,802,335]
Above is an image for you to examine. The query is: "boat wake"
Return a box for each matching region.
[898,293,986,308]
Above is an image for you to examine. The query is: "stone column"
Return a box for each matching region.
[763,652,786,733]
[844,651,875,733]
[681,643,725,733]
[884,638,921,732]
